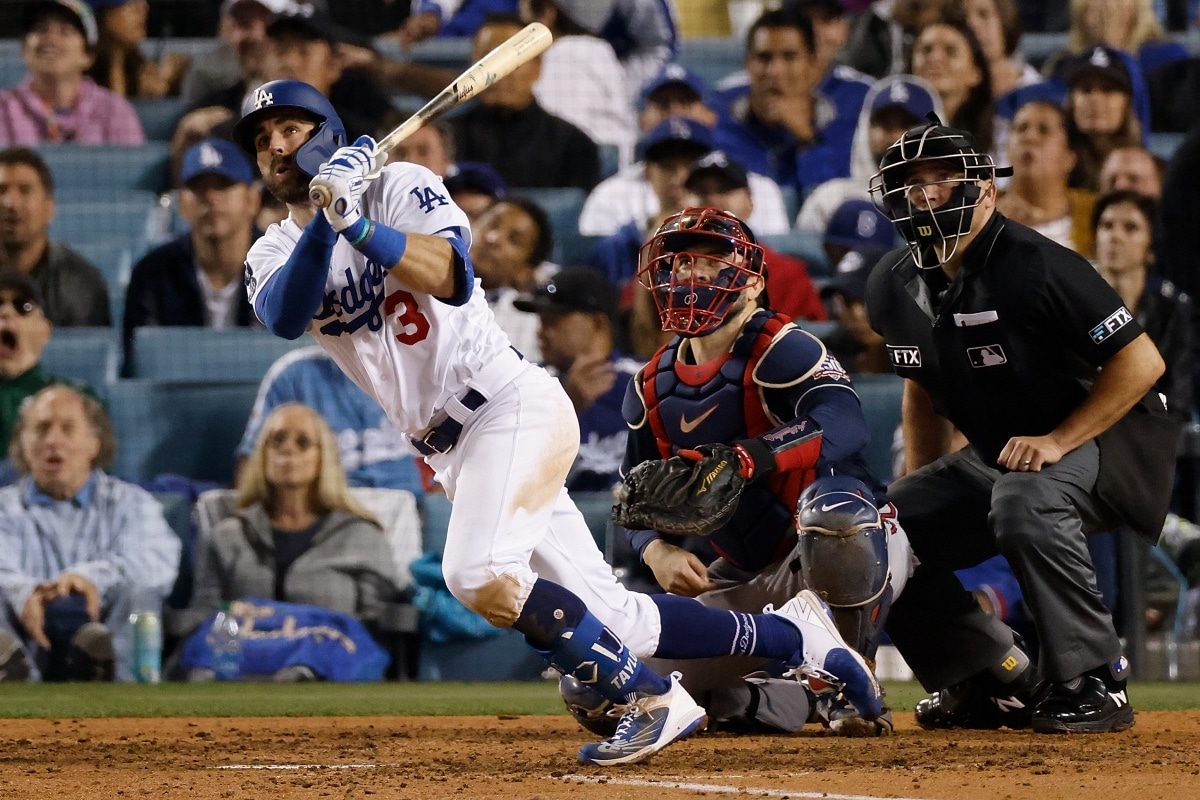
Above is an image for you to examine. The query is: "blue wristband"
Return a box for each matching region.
[351,219,408,267]
[342,217,371,246]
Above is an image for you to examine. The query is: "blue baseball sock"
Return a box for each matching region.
[651,594,801,659]
[516,579,669,701]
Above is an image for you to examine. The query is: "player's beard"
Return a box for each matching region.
[262,153,313,205]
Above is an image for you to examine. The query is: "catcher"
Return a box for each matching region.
[567,207,913,737]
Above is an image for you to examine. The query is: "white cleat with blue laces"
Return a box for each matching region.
[766,589,883,721]
[576,672,707,766]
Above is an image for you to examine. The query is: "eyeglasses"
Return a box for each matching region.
[266,430,317,451]
[0,295,37,316]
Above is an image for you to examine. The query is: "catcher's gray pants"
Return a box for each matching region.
[643,551,813,732]
[886,442,1123,689]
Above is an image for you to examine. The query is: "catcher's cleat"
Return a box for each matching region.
[767,589,883,721]
[1032,675,1134,734]
[914,681,1036,730]
[816,691,894,737]
[577,672,707,767]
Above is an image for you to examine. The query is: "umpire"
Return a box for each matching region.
[864,119,1180,733]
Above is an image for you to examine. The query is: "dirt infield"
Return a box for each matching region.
[2,712,1198,799]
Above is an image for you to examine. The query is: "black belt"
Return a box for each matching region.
[411,388,488,456]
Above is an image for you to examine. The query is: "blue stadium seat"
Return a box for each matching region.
[556,233,602,267]
[850,373,904,485]
[380,36,471,71]
[129,327,315,381]
[133,98,188,141]
[598,144,621,181]
[1149,132,1186,162]
[107,378,261,483]
[421,492,453,556]
[49,196,159,259]
[40,327,120,397]
[678,37,745,89]
[513,186,586,243]
[417,628,547,681]
[38,142,171,194]
[761,230,830,277]
[72,237,133,322]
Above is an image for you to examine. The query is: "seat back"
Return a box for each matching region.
[107,378,261,483]
[38,142,171,194]
[40,328,121,396]
[129,327,314,381]
[851,373,905,485]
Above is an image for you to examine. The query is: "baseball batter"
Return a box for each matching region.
[236,79,882,765]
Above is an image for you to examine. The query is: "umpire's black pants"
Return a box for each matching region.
[886,441,1124,690]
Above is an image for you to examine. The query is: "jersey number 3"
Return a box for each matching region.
[384,289,430,345]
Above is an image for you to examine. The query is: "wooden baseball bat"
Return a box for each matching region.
[310,21,553,208]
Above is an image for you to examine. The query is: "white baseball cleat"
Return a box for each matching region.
[576,672,707,767]
[766,589,883,720]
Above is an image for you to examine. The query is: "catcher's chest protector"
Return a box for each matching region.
[640,312,785,457]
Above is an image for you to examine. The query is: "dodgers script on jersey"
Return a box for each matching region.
[244,163,520,436]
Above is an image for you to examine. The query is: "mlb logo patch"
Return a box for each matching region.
[967,345,1007,367]
[888,345,921,367]
[1090,307,1134,344]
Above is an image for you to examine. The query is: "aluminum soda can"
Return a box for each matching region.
[130,611,162,684]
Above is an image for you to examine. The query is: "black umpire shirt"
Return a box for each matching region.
[864,212,1145,466]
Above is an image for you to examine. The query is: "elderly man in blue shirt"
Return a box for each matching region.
[0,386,179,682]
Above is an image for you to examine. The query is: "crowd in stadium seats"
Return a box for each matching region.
[1,0,1200,682]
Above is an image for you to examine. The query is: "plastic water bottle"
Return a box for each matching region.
[208,604,242,681]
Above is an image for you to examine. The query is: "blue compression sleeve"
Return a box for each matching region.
[255,213,337,339]
[348,221,474,306]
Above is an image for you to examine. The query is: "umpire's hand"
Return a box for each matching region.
[999,434,1065,472]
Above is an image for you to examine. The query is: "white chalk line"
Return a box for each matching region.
[215,763,929,799]
[561,774,928,800]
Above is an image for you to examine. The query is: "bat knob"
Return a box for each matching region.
[309,184,332,208]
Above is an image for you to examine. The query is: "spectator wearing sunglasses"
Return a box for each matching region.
[0,272,98,475]
[0,147,111,327]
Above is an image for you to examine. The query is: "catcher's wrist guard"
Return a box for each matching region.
[734,417,823,478]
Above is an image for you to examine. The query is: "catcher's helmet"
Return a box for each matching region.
[638,207,765,337]
[232,79,347,177]
[869,119,1009,268]
[559,674,622,737]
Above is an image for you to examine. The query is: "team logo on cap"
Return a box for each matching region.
[199,143,224,167]
[1089,47,1111,68]
[252,87,274,110]
[856,210,878,238]
[888,81,910,103]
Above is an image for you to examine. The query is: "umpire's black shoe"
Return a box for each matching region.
[1032,675,1134,734]
[914,681,1036,730]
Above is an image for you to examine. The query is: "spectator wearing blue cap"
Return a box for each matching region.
[1059,45,1148,193]
[580,106,791,238]
[443,161,509,223]
[797,73,942,233]
[123,138,263,356]
[710,8,871,200]
[816,199,893,375]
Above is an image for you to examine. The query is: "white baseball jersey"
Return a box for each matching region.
[244,162,522,437]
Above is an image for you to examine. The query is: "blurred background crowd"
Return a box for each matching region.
[1,0,1199,684]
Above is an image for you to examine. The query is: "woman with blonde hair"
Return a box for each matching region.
[1068,0,1187,77]
[184,403,398,642]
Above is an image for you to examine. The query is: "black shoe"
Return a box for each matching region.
[0,631,30,681]
[1032,675,1134,733]
[65,623,114,682]
[914,680,1036,730]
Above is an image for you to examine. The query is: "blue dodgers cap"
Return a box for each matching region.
[1060,44,1134,94]
[637,116,714,163]
[443,161,509,200]
[181,138,256,186]
[639,63,708,109]
[825,199,894,251]
[685,150,749,193]
[869,75,937,123]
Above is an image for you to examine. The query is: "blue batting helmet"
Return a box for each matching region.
[233,80,347,177]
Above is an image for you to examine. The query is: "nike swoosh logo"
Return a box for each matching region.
[819,500,855,512]
[679,405,718,434]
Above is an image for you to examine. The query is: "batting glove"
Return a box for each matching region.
[310,136,387,239]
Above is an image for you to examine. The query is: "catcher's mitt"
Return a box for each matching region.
[612,444,747,536]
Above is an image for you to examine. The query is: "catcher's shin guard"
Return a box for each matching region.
[796,476,892,659]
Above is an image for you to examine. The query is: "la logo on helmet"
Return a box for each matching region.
[253,88,274,110]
